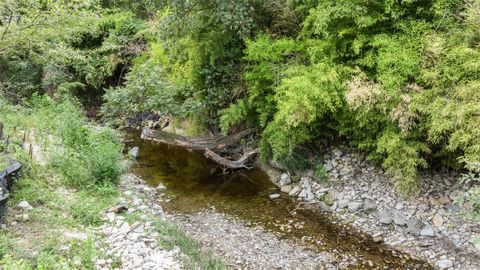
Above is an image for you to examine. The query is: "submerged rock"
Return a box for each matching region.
[129,146,140,159]
[269,194,281,200]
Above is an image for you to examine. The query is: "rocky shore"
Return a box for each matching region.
[92,174,183,270]
[268,147,480,270]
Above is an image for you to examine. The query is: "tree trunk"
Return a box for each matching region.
[141,128,258,170]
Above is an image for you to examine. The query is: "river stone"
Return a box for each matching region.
[269,194,281,200]
[129,147,140,158]
[363,199,377,213]
[378,209,393,225]
[280,185,293,194]
[393,212,407,226]
[118,222,131,235]
[433,213,443,228]
[348,201,364,212]
[156,184,167,192]
[435,259,454,269]
[319,202,332,212]
[420,224,435,237]
[338,199,350,209]
[288,186,302,197]
[445,204,461,213]
[279,173,291,186]
[407,218,424,236]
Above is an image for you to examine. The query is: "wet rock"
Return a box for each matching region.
[378,210,393,225]
[17,200,33,211]
[420,224,435,237]
[393,212,407,226]
[407,218,424,236]
[129,146,140,159]
[156,184,167,192]
[269,194,281,200]
[363,199,377,213]
[435,259,454,269]
[280,185,293,194]
[279,173,291,186]
[348,201,364,212]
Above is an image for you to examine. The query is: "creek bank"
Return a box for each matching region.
[93,174,182,270]
[122,174,358,269]
[266,146,480,270]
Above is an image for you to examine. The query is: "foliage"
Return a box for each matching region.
[3,0,480,199]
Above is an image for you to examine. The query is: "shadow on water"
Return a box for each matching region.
[126,130,433,269]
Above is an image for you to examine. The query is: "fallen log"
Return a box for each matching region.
[140,128,258,170]
[204,148,259,169]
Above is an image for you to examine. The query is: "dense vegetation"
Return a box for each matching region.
[1,1,479,202]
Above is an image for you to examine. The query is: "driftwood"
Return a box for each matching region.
[141,128,258,170]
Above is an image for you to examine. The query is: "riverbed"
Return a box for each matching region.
[127,130,432,269]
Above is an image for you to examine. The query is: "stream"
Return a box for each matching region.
[127,130,432,269]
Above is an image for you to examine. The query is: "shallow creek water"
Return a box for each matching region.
[127,131,432,269]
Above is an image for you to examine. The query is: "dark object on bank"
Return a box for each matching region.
[107,204,128,213]
[0,162,22,224]
[0,186,9,224]
[0,162,22,191]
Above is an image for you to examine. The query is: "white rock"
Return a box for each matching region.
[156,184,167,191]
[348,201,364,212]
[337,199,350,209]
[288,186,302,197]
[269,194,281,200]
[17,201,33,211]
[420,224,435,237]
[279,173,292,186]
[435,259,454,269]
[118,222,131,235]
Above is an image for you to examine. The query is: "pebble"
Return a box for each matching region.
[269,194,281,200]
